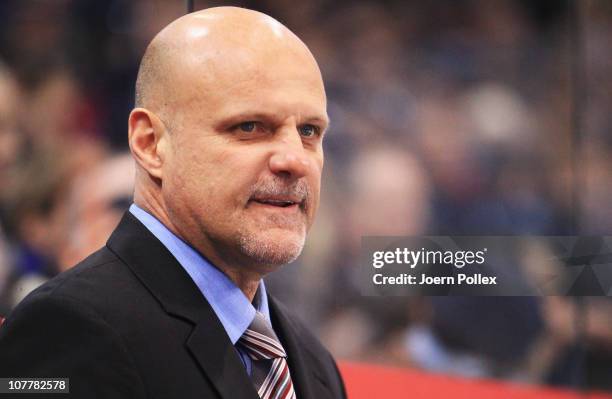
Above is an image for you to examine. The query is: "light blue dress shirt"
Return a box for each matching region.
[129,203,271,374]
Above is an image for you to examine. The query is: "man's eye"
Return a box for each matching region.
[238,122,256,132]
[299,124,318,137]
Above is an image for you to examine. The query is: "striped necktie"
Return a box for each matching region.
[237,312,296,399]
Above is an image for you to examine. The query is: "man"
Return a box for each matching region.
[0,7,346,399]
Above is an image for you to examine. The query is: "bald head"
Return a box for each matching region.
[134,7,322,127]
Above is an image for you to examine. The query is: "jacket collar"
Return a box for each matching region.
[269,296,337,399]
[106,212,259,399]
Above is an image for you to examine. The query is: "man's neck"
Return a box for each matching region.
[133,195,263,302]
[220,268,262,302]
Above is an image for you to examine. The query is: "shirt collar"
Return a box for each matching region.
[128,203,270,344]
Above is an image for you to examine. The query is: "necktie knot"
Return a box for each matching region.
[238,312,286,361]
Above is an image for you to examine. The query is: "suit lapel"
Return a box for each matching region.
[186,306,260,399]
[106,212,259,399]
[269,297,322,399]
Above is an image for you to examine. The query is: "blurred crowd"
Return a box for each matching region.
[1,0,612,392]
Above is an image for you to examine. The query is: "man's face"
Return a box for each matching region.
[161,48,328,271]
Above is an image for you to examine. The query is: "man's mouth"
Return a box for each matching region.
[254,199,296,207]
[249,196,304,209]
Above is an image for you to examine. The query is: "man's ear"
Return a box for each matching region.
[128,108,169,179]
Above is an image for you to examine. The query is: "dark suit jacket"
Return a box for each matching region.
[0,213,346,399]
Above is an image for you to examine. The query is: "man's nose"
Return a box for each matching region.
[268,129,311,179]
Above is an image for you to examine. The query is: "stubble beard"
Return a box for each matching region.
[237,177,312,267]
[237,218,307,267]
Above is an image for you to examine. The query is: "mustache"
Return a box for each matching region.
[249,178,311,205]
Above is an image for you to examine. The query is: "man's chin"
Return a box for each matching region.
[238,229,306,266]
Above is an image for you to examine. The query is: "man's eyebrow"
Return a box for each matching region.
[302,115,330,127]
[221,111,281,121]
[214,112,274,129]
[217,112,330,128]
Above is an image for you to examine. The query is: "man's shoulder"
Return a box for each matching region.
[0,246,148,396]
[27,246,132,301]
[10,245,147,327]
[3,246,130,332]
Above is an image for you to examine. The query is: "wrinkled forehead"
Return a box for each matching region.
[188,66,327,131]
[155,9,327,122]
[179,41,325,116]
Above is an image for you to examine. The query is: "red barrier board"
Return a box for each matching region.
[339,362,612,399]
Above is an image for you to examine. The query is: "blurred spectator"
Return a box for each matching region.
[59,153,134,270]
[316,146,431,363]
[1,149,74,310]
[0,62,25,224]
